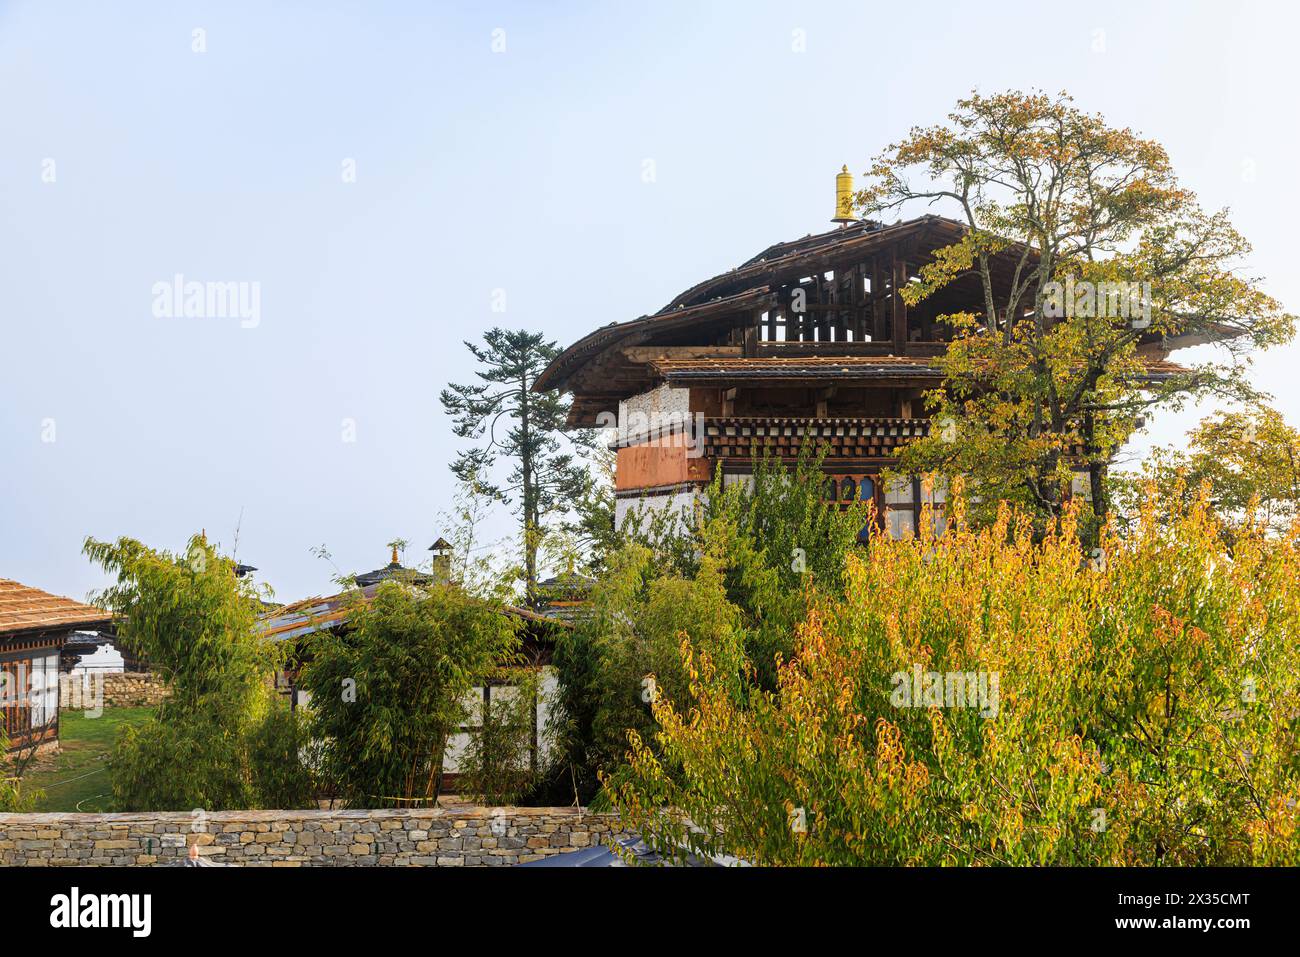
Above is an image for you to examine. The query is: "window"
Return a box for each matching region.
[921,477,949,537]
[824,474,876,504]
[885,477,916,539]
[30,658,44,727]
[30,654,58,728]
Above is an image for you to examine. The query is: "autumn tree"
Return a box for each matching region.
[1117,405,1300,536]
[856,90,1293,539]
[605,490,1300,865]
[441,329,595,601]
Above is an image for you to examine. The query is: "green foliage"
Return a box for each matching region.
[0,725,39,812]
[1116,406,1300,539]
[246,702,317,810]
[605,489,1300,865]
[84,534,315,810]
[700,446,869,687]
[547,445,865,802]
[110,703,255,810]
[858,90,1294,537]
[297,581,519,808]
[441,328,597,596]
[84,534,274,708]
[455,669,543,806]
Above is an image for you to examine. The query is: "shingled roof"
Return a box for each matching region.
[0,578,112,638]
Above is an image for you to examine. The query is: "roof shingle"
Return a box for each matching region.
[0,578,111,637]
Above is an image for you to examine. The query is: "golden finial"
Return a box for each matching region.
[833,165,855,224]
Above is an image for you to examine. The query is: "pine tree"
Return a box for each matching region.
[441,328,593,600]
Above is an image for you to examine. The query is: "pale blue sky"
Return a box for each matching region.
[2,0,1297,604]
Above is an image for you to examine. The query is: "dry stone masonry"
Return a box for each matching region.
[0,807,626,866]
[58,672,170,709]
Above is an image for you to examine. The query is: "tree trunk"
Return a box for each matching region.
[1089,461,1108,528]
[519,374,537,604]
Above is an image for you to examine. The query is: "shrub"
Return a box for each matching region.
[246,702,317,809]
[605,486,1300,865]
[297,581,518,808]
[86,534,313,810]
[455,669,543,806]
[546,445,863,803]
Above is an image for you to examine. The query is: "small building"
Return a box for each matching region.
[354,545,441,588]
[256,546,566,790]
[0,578,112,752]
[536,571,596,624]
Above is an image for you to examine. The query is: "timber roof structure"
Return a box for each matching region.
[538,211,1234,428]
[535,216,975,398]
[651,355,1189,386]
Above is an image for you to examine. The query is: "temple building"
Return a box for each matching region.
[536,169,1192,537]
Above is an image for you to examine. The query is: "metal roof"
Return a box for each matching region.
[256,583,568,643]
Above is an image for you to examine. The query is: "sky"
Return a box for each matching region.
[2,0,1298,605]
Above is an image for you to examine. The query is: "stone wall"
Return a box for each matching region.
[0,807,626,867]
[59,672,169,709]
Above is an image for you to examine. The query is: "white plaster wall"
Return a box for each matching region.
[71,645,125,674]
[618,383,692,442]
[615,488,700,537]
[443,666,558,775]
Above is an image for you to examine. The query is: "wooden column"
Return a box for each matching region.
[871,257,886,342]
[786,285,803,342]
[892,253,908,354]
[852,263,866,341]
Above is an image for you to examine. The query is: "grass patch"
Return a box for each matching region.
[22,706,156,812]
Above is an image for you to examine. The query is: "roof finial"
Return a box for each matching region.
[391,544,399,565]
[833,165,855,225]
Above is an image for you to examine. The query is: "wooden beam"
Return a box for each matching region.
[757,341,947,357]
[892,253,908,355]
[621,346,743,362]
